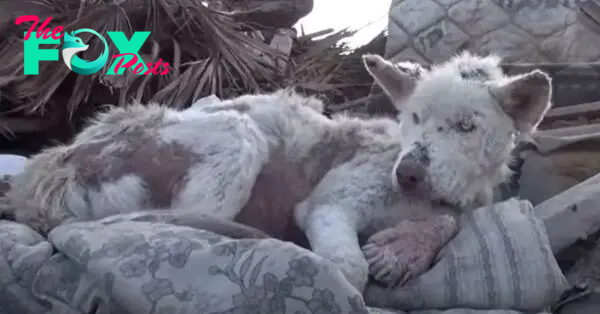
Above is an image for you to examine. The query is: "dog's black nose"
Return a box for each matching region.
[395,160,426,190]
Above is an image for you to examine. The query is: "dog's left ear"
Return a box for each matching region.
[490,70,552,133]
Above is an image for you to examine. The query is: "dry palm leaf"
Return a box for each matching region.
[0,0,282,115]
[0,0,373,143]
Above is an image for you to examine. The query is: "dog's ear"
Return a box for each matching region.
[490,69,552,134]
[362,54,424,110]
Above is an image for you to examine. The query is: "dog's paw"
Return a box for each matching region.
[362,215,458,287]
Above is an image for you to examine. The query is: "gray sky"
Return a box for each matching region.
[294,0,392,48]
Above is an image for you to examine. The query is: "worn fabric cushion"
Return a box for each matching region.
[368,308,551,313]
[0,216,378,313]
[369,308,408,314]
[412,311,550,314]
[0,221,54,313]
[364,198,569,312]
[385,0,600,65]
[0,200,566,313]
[40,219,371,313]
[367,307,552,313]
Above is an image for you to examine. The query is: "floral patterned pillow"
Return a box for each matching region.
[38,219,373,314]
[0,215,553,314]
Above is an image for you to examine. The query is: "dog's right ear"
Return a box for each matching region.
[363,54,423,109]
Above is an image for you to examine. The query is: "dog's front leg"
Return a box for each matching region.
[299,205,368,292]
[293,159,393,293]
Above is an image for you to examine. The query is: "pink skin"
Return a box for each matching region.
[362,214,459,287]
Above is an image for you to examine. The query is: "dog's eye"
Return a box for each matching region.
[457,120,476,132]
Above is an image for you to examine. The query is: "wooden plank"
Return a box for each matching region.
[544,100,600,120]
[540,100,600,129]
[536,122,600,137]
[535,172,600,254]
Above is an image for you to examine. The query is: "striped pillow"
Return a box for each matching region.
[364,198,569,312]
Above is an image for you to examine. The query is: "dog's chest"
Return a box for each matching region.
[377,199,431,224]
[234,160,317,242]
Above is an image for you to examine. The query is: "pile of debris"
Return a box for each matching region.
[0,0,385,155]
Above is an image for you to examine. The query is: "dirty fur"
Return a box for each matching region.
[1,53,552,293]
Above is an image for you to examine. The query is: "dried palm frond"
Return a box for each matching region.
[0,0,382,149]
[286,28,377,106]
[0,0,281,117]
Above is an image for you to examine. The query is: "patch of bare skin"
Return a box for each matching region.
[66,132,203,208]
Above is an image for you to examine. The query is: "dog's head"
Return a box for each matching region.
[364,52,552,209]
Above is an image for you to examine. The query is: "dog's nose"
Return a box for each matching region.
[395,160,426,190]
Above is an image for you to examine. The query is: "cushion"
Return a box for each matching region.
[364,198,569,312]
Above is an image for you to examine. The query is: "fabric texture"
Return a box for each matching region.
[0,221,53,313]
[385,0,600,65]
[0,199,566,314]
[364,198,569,312]
[412,311,550,314]
[370,309,552,314]
[0,216,373,313]
[41,219,372,313]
